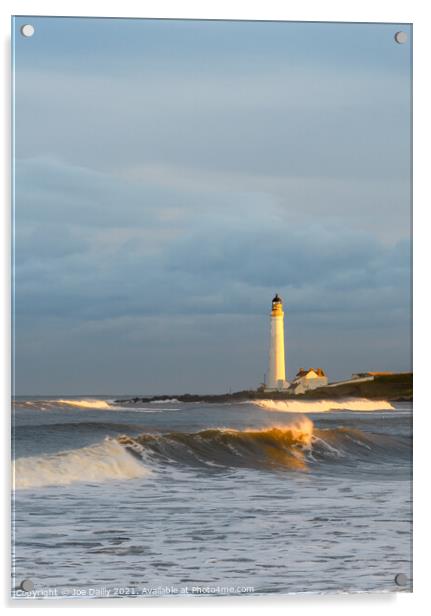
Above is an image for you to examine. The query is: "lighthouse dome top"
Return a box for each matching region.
[271,294,284,317]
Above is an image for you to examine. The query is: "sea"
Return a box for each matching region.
[11,396,412,599]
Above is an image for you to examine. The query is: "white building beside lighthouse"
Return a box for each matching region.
[266,294,290,390]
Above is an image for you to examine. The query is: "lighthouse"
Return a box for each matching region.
[266,294,290,390]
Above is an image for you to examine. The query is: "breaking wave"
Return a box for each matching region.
[13,439,151,489]
[116,417,410,472]
[14,416,411,489]
[14,398,180,412]
[58,399,117,410]
[119,416,315,472]
[253,398,395,413]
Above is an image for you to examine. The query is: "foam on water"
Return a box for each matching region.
[13,439,150,489]
[14,412,410,490]
[11,398,412,596]
[33,399,181,412]
[253,398,395,413]
[58,399,116,410]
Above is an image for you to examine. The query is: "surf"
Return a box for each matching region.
[117,419,410,471]
[118,417,314,472]
[252,398,395,413]
[13,417,411,490]
[57,399,117,410]
[13,439,151,489]
[14,398,181,412]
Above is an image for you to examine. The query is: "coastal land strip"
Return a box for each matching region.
[115,373,412,406]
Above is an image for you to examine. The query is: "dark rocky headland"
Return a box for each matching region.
[115,373,412,405]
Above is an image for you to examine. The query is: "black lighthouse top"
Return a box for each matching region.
[272,294,282,304]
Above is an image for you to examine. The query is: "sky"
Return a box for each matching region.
[13,17,412,395]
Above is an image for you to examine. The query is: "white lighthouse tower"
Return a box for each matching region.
[266,294,290,390]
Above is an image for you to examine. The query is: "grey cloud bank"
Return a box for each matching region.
[13,18,411,394]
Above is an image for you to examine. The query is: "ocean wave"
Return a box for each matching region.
[14,398,180,412]
[13,398,120,411]
[252,398,395,413]
[13,439,151,489]
[58,399,117,410]
[118,417,314,471]
[117,417,410,471]
[14,416,411,489]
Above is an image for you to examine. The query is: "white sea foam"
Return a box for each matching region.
[113,407,181,413]
[57,399,180,412]
[13,439,150,489]
[150,398,180,404]
[243,416,314,446]
[253,398,395,413]
[58,399,116,410]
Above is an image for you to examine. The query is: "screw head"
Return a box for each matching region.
[395,573,407,586]
[20,578,34,591]
[394,31,408,44]
[20,24,35,38]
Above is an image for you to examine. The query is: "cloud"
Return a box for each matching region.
[14,158,410,326]
[12,19,412,393]
[15,52,410,181]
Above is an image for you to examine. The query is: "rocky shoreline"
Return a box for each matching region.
[115,373,412,405]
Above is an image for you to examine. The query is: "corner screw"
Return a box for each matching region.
[395,573,407,586]
[20,579,34,592]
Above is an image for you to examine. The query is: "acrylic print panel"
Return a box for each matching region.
[12,17,412,599]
